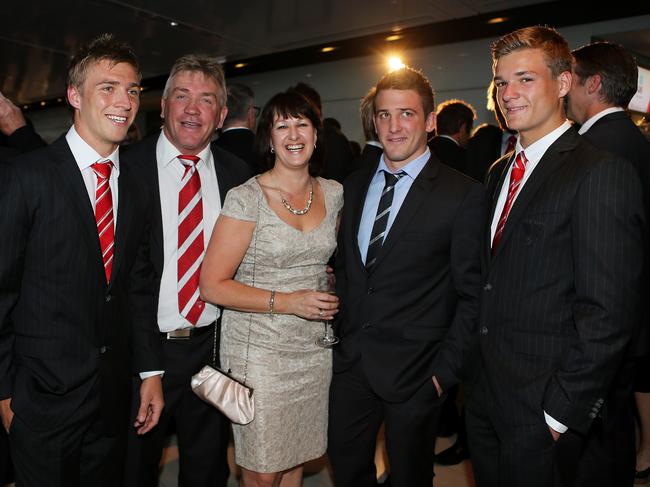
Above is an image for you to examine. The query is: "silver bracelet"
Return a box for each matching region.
[268,290,275,314]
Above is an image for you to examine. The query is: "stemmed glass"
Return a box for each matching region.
[315,272,339,348]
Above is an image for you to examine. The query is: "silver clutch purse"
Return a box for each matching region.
[191,364,254,425]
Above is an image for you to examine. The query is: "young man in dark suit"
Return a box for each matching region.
[328,66,485,487]
[122,55,251,487]
[467,26,644,487]
[0,34,164,487]
[567,40,650,486]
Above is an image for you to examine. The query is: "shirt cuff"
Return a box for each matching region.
[544,411,568,433]
[139,371,164,380]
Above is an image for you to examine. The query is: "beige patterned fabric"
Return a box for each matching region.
[219,176,343,472]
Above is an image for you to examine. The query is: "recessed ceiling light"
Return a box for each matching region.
[40,101,46,106]
[385,34,402,42]
[170,21,178,27]
[235,63,247,69]
[321,46,336,53]
[487,17,508,24]
[388,56,405,71]
[23,105,28,109]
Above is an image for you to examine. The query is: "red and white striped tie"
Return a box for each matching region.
[492,150,527,253]
[177,155,205,325]
[92,160,115,283]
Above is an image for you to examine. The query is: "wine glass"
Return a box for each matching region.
[315,272,339,348]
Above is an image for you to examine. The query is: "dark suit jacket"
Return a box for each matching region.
[322,125,354,184]
[121,133,252,291]
[466,124,504,182]
[0,136,162,433]
[428,136,468,175]
[214,128,261,175]
[476,127,644,434]
[582,111,650,356]
[334,154,485,402]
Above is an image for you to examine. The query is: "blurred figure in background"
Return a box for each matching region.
[428,99,476,175]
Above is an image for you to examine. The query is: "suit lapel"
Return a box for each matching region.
[110,160,134,287]
[368,155,439,274]
[492,128,579,260]
[350,162,377,271]
[50,137,104,277]
[484,155,513,262]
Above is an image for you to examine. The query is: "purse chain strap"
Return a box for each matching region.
[210,193,260,386]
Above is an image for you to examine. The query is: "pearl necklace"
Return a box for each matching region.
[280,179,314,216]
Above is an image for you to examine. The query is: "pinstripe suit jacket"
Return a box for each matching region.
[475,126,644,434]
[0,136,162,433]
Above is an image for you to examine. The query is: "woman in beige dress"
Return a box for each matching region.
[200,89,343,487]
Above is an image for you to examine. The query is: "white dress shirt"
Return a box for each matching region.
[66,125,120,220]
[489,120,573,434]
[578,107,624,135]
[156,131,222,332]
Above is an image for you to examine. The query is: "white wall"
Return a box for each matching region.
[228,14,650,145]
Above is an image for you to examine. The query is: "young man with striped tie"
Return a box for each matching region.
[0,34,164,487]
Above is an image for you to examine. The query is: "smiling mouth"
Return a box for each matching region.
[286,144,305,152]
[106,114,128,124]
[506,106,526,114]
[181,121,201,128]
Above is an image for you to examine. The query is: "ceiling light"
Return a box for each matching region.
[235,63,247,69]
[170,21,178,27]
[487,17,508,24]
[385,34,402,42]
[388,56,405,71]
[321,46,336,53]
[40,101,46,106]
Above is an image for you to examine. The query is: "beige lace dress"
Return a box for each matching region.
[219,176,343,472]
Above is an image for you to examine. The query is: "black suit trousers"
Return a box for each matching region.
[124,329,230,487]
[9,379,125,487]
[467,370,587,487]
[328,361,444,487]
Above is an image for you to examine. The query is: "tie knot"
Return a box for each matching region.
[383,170,406,187]
[91,160,113,180]
[514,150,528,169]
[178,155,200,167]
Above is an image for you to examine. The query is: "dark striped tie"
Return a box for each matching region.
[365,170,406,270]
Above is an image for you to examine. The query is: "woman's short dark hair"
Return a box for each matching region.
[254,90,324,176]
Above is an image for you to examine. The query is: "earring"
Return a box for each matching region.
[270,146,275,154]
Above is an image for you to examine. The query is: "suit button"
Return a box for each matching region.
[105,294,112,303]
[99,346,108,354]
[480,326,488,336]
[367,287,374,294]
[362,322,371,329]
[483,283,492,291]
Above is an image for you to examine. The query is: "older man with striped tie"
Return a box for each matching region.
[122,55,251,487]
[0,34,164,487]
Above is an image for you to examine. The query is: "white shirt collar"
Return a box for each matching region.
[158,130,212,168]
[578,107,624,135]
[221,126,252,133]
[65,125,120,173]
[438,134,459,146]
[366,140,383,149]
[516,120,572,164]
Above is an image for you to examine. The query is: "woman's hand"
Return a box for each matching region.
[279,290,339,321]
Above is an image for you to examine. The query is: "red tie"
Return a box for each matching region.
[92,160,115,283]
[177,155,205,325]
[505,134,517,155]
[492,151,527,253]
